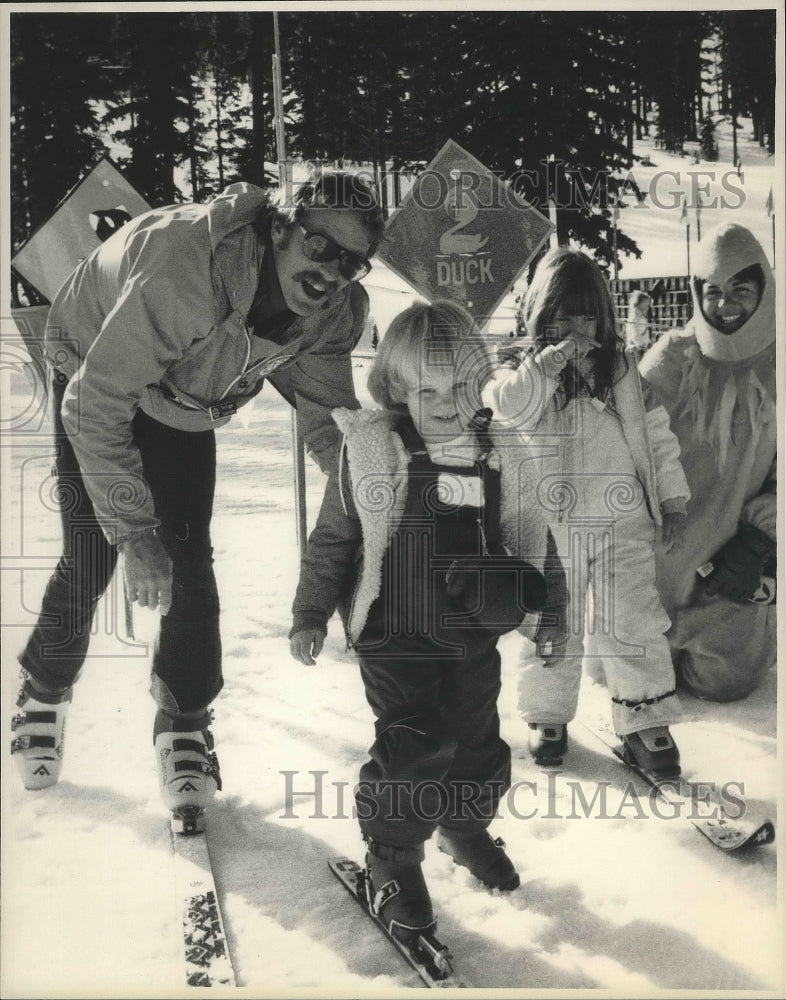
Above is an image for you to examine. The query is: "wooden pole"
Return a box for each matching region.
[273,13,308,550]
[686,222,691,277]
[547,154,558,250]
[272,14,286,180]
[548,198,558,250]
[612,203,619,281]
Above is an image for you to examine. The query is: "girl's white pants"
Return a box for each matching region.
[519,514,681,736]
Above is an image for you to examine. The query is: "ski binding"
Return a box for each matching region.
[329,857,472,988]
[582,719,776,852]
[171,804,206,836]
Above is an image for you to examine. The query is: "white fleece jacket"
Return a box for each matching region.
[483,349,690,525]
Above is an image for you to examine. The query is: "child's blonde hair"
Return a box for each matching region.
[368,299,495,410]
[519,248,625,405]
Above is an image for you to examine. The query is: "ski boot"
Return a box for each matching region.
[154,708,221,834]
[437,826,520,890]
[364,838,436,947]
[10,671,72,790]
[621,726,681,779]
[527,722,568,767]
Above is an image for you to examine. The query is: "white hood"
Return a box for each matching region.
[690,223,775,362]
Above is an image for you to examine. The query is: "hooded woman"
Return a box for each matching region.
[640,223,776,701]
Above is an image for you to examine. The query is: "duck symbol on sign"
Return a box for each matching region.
[89,206,133,242]
[439,169,488,255]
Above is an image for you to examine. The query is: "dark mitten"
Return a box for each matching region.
[445,555,547,635]
[703,522,776,602]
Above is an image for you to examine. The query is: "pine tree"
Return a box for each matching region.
[446,11,642,269]
[10,12,107,250]
[238,12,276,188]
[713,10,775,155]
[100,13,203,204]
[699,107,719,161]
[186,12,253,200]
[622,12,709,155]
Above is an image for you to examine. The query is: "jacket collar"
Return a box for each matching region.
[208,183,271,322]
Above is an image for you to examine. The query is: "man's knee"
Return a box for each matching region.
[169,545,219,611]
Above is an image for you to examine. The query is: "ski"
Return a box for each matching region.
[171,818,236,987]
[328,857,472,989]
[580,720,775,852]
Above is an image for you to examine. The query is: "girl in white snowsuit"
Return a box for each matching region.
[290,301,548,946]
[483,249,690,775]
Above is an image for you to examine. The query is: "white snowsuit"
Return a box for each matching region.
[639,224,776,701]
[484,350,690,735]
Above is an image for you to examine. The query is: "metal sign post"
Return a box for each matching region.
[272,13,308,551]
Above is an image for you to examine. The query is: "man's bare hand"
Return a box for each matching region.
[120,531,173,615]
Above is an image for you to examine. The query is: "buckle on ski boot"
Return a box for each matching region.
[527,722,568,767]
[363,839,436,947]
[621,726,681,779]
[155,712,222,834]
[171,804,206,835]
[10,675,72,790]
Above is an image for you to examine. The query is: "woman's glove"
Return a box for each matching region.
[701,523,775,602]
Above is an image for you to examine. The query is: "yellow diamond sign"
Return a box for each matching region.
[377,140,553,328]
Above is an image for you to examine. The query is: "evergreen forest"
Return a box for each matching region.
[10,8,776,280]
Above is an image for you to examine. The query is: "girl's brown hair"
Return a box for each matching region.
[518,249,625,406]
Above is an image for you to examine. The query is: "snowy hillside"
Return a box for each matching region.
[1,119,781,998]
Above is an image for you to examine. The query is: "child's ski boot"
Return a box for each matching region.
[10,671,72,790]
[437,826,520,890]
[364,839,436,946]
[154,708,221,834]
[527,722,568,767]
[621,725,681,779]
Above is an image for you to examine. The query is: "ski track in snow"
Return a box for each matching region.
[1,120,781,997]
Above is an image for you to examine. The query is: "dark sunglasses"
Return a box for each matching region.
[298,225,372,281]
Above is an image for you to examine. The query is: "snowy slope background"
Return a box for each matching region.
[1,118,782,998]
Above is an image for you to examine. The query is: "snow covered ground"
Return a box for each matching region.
[1,119,782,998]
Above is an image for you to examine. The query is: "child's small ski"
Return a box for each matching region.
[328,858,472,988]
[172,814,236,987]
[581,720,775,852]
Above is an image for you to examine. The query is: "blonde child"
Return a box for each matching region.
[289,300,547,946]
[483,249,689,776]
